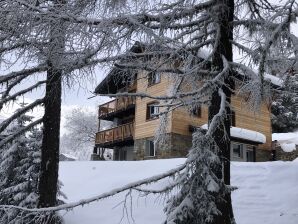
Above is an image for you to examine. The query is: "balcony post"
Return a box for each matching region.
[98,119,101,131]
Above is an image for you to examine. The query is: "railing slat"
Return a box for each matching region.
[98,96,136,118]
[95,122,134,145]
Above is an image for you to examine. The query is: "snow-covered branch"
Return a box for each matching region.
[0,162,187,212]
[0,118,43,148]
[0,99,44,134]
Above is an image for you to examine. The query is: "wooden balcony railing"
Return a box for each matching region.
[95,122,134,145]
[98,96,136,118]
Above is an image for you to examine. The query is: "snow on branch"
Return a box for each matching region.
[0,118,43,148]
[0,81,46,110]
[0,162,187,212]
[31,0,215,26]
[0,99,44,134]
[0,65,47,84]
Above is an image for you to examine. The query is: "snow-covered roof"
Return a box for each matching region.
[60,153,77,161]
[201,124,266,144]
[272,132,298,152]
[264,73,283,87]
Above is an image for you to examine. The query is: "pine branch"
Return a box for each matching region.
[0,118,43,148]
[0,65,47,84]
[0,81,46,111]
[0,99,44,134]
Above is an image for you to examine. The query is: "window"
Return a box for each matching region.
[192,106,202,118]
[148,71,161,86]
[246,146,255,162]
[147,102,160,120]
[145,140,155,157]
[232,143,243,158]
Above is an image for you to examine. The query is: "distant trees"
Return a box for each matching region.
[61,107,97,160]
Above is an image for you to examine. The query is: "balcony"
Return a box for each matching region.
[95,122,134,147]
[98,96,136,120]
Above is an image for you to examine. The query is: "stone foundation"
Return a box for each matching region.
[134,133,192,160]
[275,145,298,161]
[255,149,272,162]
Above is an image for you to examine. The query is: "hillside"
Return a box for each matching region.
[59,159,298,224]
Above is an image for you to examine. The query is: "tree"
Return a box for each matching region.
[68,1,295,223]
[0,1,107,219]
[0,110,41,223]
[61,107,97,160]
[272,74,298,132]
[0,0,297,223]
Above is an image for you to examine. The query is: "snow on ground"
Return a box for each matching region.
[59,159,298,224]
[272,132,298,152]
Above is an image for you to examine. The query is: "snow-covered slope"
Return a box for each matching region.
[59,159,298,224]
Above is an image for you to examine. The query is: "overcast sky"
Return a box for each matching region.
[0,13,297,135]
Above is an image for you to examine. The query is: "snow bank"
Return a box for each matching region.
[60,159,298,224]
[201,124,266,143]
[272,132,298,152]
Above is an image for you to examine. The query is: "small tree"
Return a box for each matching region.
[0,111,41,223]
[272,74,298,132]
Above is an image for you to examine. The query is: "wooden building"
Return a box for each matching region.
[93,49,274,162]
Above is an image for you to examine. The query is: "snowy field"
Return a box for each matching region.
[59,159,298,224]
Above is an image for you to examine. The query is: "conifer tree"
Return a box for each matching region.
[0,111,40,223]
[272,74,298,132]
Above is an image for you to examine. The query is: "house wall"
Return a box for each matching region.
[171,106,208,135]
[133,68,272,159]
[169,95,272,151]
[134,72,173,140]
[231,95,272,150]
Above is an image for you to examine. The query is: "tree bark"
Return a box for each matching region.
[208,0,235,223]
[38,65,62,208]
[38,1,66,219]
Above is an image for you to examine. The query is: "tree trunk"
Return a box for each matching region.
[38,1,65,219]
[208,0,235,223]
[38,66,62,208]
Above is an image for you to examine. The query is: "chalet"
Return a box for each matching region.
[93,46,273,162]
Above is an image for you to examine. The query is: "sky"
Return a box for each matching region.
[0,5,297,135]
[0,62,110,134]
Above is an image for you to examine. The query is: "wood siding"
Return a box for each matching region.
[171,106,208,135]
[134,73,272,150]
[170,95,271,150]
[170,96,272,150]
[231,95,272,150]
[134,72,173,139]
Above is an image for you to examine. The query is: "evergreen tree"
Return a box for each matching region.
[0,111,42,223]
[272,74,298,133]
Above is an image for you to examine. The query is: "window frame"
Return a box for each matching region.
[146,102,160,120]
[145,140,156,157]
[232,143,243,159]
[148,71,161,87]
